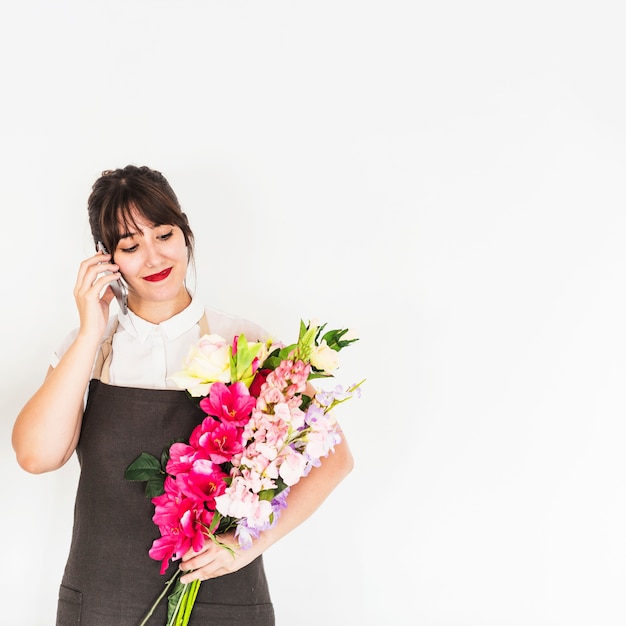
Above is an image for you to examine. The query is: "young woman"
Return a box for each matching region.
[12,165,354,625]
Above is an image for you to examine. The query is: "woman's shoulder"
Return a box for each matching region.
[202,305,274,343]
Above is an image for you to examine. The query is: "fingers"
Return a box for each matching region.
[72,251,122,337]
[74,251,120,296]
[73,253,121,310]
[180,544,219,575]
[75,250,108,288]
[179,543,239,584]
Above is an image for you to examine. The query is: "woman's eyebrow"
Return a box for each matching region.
[118,224,164,240]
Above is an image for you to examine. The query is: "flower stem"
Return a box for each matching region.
[181,580,201,624]
[138,569,181,626]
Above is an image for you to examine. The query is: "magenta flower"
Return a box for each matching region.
[178,459,228,508]
[151,476,184,528]
[150,477,213,574]
[190,417,244,464]
[166,442,203,475]
[150,502,213,573]
[149,533,179,575]
[200,381,256,427]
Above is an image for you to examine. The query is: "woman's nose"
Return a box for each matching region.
[144,242,163,268]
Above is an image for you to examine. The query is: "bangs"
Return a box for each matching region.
[98,185,188,256]
[114,203,159,239]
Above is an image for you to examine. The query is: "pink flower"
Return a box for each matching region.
[257,387,285,409]
[200,381,256,426]
[149,477,214,574]
[166,442,203,475]
[278,448,308,486]
[151,476,184,527]
[215,476,272,523]
[263,359,310,399]
[178,459,228,508]
[189,416,244,464]
[149,533,179,575]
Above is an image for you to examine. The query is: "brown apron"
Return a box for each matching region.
[56,315,275,625]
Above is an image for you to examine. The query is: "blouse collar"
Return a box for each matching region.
[117,298,205,343]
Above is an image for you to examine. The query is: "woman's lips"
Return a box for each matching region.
[142,267,172,282]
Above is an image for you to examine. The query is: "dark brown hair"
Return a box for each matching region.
[87,165,194,261]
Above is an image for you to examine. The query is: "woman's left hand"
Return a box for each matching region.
[178,531,257,584]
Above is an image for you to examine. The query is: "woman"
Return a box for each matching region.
[12,165,354,625]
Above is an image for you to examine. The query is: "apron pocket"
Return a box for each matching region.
[189,601,275,626]
[56,585,82,625]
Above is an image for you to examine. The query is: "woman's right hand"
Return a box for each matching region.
[73,250,121,340]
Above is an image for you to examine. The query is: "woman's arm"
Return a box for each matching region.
[12,251,121,474]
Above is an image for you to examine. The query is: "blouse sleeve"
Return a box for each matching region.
[50,327,79,368]
[49,319,117,369]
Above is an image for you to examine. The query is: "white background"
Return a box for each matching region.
[2,1,626,625]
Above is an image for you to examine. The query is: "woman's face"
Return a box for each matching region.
[113,213,189,310]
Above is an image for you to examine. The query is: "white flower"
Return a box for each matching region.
[310,340,340,374]
[168,333,231,396]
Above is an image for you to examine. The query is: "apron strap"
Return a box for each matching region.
[93,318,119,384]
[92,311,211,384]
[198,311,211,336]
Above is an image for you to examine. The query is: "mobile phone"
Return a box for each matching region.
[96,241,128,315]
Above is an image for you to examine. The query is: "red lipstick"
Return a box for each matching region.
[143,267,172,282]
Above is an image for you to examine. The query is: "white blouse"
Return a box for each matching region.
[51,299,272,390]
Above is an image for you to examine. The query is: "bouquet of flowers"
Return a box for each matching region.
[125,319,362,626]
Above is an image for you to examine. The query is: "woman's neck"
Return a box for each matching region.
[127,288,192,324]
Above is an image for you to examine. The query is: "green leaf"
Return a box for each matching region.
[262,345,297,370]
[161,446,172,470]
[166,577,187,625]
[216,516,237,534]
[145,477,166,498]
[278,344,297,359]
[254,476,288,503]
[124,452,162,481]
[307,371,332,380]
[299,394,313,410]
[322,328,359,351]
[261,355,282,370]
[258,488,277,501]
[125,452,166,497]
[315,323,328,343]
[208,512,222,534]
